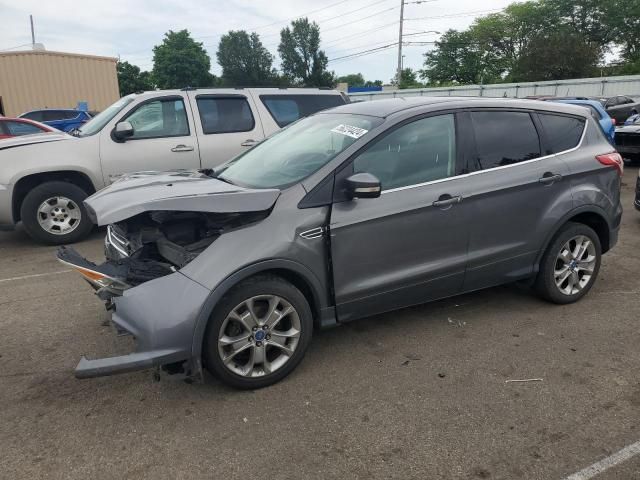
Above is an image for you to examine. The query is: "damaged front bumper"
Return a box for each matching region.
[57,247,211,379]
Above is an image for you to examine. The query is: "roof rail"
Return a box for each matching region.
[181,86,197,91]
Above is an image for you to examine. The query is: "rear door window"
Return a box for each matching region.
[470,111,541,169]
[260,94,345,127]
[537,114,585,154]
[196,96,255,134]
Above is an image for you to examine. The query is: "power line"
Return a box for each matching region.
[322,21,399,48]
[261,4,399,40]
[404,8,502,21]
[329,42,399,62]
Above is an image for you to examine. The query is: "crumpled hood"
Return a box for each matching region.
[85,170,281,225]
[0,131,71,150]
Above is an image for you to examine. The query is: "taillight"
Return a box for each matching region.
[596,152,624,176]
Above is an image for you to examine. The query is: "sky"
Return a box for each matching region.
[0,0,515,84]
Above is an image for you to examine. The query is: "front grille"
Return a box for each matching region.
[106,225,130,258]
[616,133,640,147]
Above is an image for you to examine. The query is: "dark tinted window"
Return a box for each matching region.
[471,111,540,169]
[41,110,77,121]
[260,94,345,127]
[197,96,254,134]
[538,114,585,154]
[353,114,456,190]
[21,111,44,121]
[7,121,45,135]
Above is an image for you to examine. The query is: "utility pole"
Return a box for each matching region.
[30,15,35,45]
[396,0,404,86]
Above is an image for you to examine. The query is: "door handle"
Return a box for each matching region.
[241,139,258,147]
[171,144,194,152]
[539,172,563,184]
[432,195,463,209]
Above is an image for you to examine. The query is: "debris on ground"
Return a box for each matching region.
[505,378,543,383]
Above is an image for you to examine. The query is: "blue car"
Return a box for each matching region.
[549,99,615,144]
[18,109,92,132]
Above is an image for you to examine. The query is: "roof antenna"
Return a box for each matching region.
[30,15,35,45]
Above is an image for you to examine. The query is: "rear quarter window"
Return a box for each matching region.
[537,113,585,154]
[260,94,345,127]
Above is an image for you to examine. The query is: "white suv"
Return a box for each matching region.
[0,88,347,243]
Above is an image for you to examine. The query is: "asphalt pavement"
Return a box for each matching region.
[1,167,639,480]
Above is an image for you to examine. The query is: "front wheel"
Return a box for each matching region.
[203,275,313,389]
[535,222,602,304]
[20,181,93,245]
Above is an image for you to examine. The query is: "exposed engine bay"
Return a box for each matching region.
[57,209,269,303]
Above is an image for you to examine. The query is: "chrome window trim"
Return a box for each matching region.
[381,116,588,195]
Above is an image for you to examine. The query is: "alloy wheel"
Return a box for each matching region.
[554,235,597,296]
[217,295,301,377]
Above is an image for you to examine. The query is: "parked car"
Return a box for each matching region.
[615,115,640,163]
[0,117,54,139]
[635,169,640,211]
[589,95,640,124]
[19,109,92,132]
[0,88,348,244]
[57,97,622,389]
[548,99,616,144]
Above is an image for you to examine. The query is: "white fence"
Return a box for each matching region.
[348,75,640,101]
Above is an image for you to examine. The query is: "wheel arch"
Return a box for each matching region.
[535,205,612,272]
[190,259,332,360]
[12,171,96,222]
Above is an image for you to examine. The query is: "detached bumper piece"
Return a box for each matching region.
[75,349,185,379]
[57,246,129,299]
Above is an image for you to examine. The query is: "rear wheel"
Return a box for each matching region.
[20,181,93,245]
[203,275,313,389]
[535,223,602,304]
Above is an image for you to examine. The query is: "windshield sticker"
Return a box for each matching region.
[331,124,368,139]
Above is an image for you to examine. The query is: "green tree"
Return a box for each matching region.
[336,73,365,86]
[365,80,383,87]
[116,61,154,96]
[217,31,277,86]
[510,28,600,81]
[152,30,216,89]
[421,29,485,85]
[278,18,335,87]
[398,68,422,89]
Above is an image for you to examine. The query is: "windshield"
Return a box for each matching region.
[78,95,135,136]
[218,113,382,189]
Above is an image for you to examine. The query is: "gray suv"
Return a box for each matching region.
[58,97,623,389]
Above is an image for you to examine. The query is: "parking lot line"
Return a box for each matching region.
[563,440,640,480]
[0,269,72,283]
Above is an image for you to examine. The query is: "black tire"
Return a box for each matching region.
[203,274,313,389]
[535,222,602,304]
[20,181,93,245]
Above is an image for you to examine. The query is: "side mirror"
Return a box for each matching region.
[346,172,381,199]
[112,121,134,142]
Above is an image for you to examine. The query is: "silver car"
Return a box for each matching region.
[59,97,623,389]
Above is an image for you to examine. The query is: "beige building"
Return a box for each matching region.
[0,49,119,117]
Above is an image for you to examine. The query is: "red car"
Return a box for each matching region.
[0,117,54,139]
